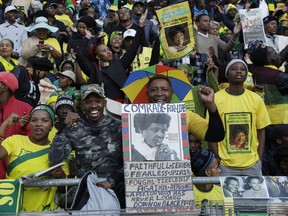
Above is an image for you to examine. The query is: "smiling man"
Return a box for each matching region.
[146,74,225,143]
[49,84,125,206]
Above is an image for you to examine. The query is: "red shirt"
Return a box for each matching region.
[0,96,32,179]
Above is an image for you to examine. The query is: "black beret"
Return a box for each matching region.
[78,15,96,29]
[29,56,54,71]
[269,124,288,141]
[263,15,278,25]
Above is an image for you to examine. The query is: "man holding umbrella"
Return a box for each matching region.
[146,74,225,142]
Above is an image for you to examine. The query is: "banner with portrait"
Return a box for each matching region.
[219,176,288,214]
[156,2,194,61]
[122,103,194,213]
[239,8,266,49]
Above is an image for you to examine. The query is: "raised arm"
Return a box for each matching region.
[120,10,148,70]
[0,113,22,159]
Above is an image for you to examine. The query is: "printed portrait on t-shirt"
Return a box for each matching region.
[228,124,249,151]
[224,113,252,154]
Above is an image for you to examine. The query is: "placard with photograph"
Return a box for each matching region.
[122,103,190,161]
[156,2,194,61]
[265,176,288,198]
[239,8,267,49]
[122,103,194,213]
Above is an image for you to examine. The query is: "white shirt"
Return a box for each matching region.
[0,21,28,54]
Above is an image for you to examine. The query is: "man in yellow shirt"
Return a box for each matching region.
[146,75,225,142]
[209,59,271,176]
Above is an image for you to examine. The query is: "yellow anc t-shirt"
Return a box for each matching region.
[2,135,68,212]
[213,89,271,169]
[186,110,208,141]
[193,184,223,206]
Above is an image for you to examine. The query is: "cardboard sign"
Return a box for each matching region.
[125,161,194,213]
[122,103,194,212]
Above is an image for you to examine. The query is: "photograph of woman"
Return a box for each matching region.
[242,176,268,198]
[167,25,188,53]
[229,124,249,151]
[131,113,179,161]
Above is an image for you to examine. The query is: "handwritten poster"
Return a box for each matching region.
[156,2,194,61]
[122,103,194,212]
[124,161,194,213]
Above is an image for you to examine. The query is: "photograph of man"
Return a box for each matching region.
[222,177,242,198]
[229,124,249,151]
[167,24,189,53]
[131,113,179,161]
[242,176,268,198]
[266,176,288,198]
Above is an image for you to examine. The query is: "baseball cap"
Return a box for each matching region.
[0,72,19,92]
[43,1,58,10]
[81,84,105,100]
[4,6,18,14]
[123,29,136,39]
[133,0,144,6]
[56,70,76,83]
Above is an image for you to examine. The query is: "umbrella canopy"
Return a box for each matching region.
[122,64,193,104]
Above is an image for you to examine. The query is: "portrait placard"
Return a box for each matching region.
[122,103,194,212]
[156,2,194,61]
[239,8,266,49]
[122,103,189,161]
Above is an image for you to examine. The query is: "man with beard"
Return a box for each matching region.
[49,84,125,207]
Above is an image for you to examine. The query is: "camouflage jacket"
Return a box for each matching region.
[49,114,123,182]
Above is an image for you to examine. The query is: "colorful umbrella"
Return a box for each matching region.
[122,64,193,104]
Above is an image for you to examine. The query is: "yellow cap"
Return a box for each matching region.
[109,5,118,12]
[46,95,58,106]
[226,4,237,13]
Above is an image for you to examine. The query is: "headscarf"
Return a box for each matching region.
[30,104,55,126]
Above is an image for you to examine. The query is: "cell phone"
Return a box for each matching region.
[39,40,44,45]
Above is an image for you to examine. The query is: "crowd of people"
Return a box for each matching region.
[0,0,287,213]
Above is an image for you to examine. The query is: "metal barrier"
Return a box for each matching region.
[19,177,288,215]
[23,177,221,187]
